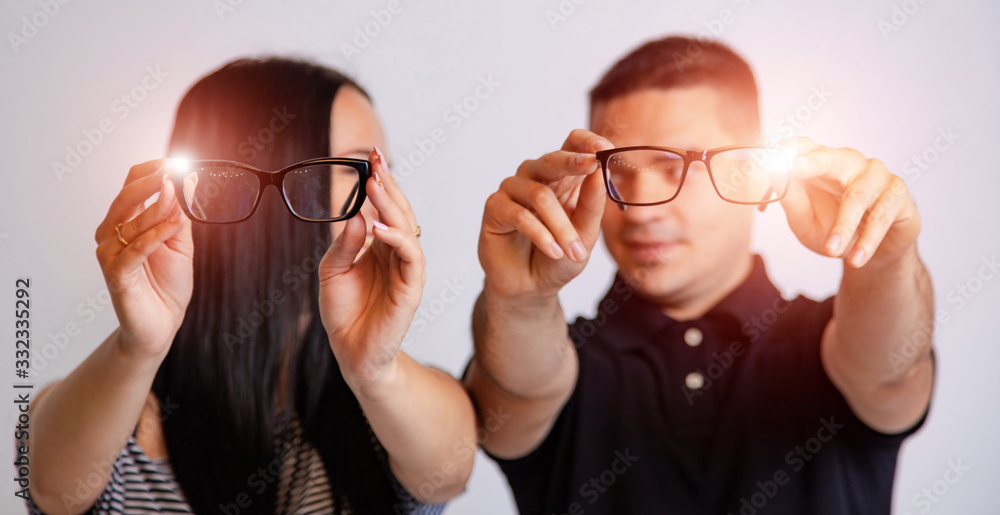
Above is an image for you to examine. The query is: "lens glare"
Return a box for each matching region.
[181,164,260,222]
[282,164,362,221]
[710,147,791,203]
[603,149,685,204]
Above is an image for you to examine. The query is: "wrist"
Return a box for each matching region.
[340,353,403,403]
[111,328,172,369]
[482,279,562,314]
[846,242,919,274]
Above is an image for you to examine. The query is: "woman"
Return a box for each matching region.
[25,58,475,514]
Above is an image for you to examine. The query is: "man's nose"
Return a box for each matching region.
[621,198,671,225]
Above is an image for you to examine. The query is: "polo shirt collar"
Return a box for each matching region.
[602,254,783,346]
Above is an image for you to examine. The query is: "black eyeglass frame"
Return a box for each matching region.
[171,157,371,224]
[595,145,790,211]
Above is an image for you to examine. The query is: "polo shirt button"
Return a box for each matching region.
[684,327,703,347]
[685,371,705,390]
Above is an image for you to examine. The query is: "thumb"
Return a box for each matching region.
[321,214,367,277]
[571,170,607,247]
[778,178,813,234]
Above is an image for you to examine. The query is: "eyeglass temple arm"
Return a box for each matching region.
[339,182,361,216]
[607,177,628,211]
[757,187,773,212]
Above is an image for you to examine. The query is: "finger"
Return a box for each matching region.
[371,219,425,288]
[824,161,891,257]
[782,138,868,183]
[845,175,910,267]
[485,192,565,260]
[104,210,186,292]
[570,169,607,248]
[516,150,603,183]
[502,175,586,262]
[371,147,417,231]
[122,159,169,188]
[96,165,171,244]
[97,176,173,264]
[322,213,367,276]
[560,128,615,154]
[778,175,812,228]
[116,176,185,250]
[364,168,412,233]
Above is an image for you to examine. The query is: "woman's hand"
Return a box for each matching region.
[94,159,193,359]
[318,148,425,396]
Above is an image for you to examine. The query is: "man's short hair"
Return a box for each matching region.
[590,36,760,138]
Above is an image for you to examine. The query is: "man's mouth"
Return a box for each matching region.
[624,239,681,263]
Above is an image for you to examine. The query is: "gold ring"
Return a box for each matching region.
[414,226,421,238]
[114,223,130,247]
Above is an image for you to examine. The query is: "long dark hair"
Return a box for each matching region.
[151,57,399,514]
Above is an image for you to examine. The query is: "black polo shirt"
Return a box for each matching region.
[488,255,928,515]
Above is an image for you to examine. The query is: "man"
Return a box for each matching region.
[465,36,934,514]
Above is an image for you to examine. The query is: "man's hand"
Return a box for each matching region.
[779,137,921,268]
[779,137,933,434]
[480,129,613,300]
[467,129,614,459]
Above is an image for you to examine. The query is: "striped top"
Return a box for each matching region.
[22,412,445,515]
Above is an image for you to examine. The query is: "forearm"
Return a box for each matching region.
[468,286,577,400]
[345,352,476,504]
[29,328,166,515]
[828,244,934,386]
[463,285,579,459]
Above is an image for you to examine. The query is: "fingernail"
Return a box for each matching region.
[155,166,168,176]
[575,153,593,165]
[794,157,811,170]
[594,140,614,152]
[373,220,389,232]
[825,234,841,254]
[374,171,384,191]
[373,145,388,176]
[850,248,866,267]
[571,240,587,261]
[169,210,182,223]
[550,241,565,259]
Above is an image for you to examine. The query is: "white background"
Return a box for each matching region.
[1,0,998,513]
